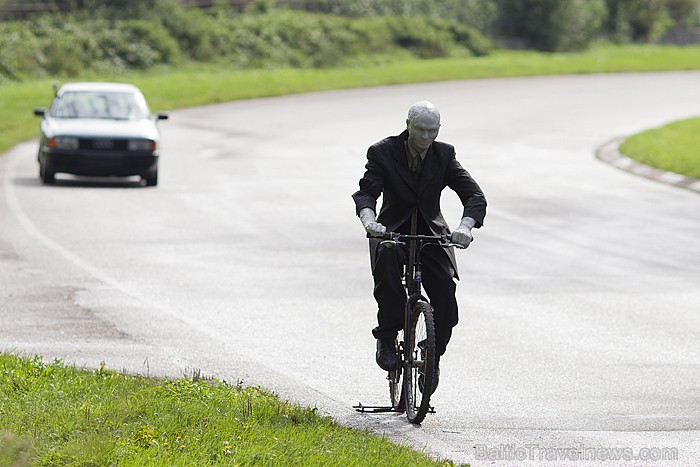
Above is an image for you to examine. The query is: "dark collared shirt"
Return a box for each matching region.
[405,141,428,176]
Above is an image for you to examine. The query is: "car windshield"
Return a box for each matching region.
[50,91,151,120]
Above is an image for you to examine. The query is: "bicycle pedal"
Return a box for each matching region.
[353,402,400,413]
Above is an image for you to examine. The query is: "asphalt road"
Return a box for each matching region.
[2,72,699,466]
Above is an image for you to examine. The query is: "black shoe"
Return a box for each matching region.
[376,338,398,371]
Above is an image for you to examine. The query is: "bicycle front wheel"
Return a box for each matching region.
[404,300,437,424]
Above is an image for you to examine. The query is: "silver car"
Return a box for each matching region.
[33,82,168,186]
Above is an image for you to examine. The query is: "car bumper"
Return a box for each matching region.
[42,149,158,177]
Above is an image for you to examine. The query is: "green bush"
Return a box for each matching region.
[496,0,607,51]
[0,3,492,80]
[0,14,182,80]
[95,27,161,70]
[279,0,499,33]
[383,16,455,58]
[229,12,341,67]
[121,19,181,64]
[605,0,673,42]
[666,0,700,28]
[186,10,491,68]
[547,0,608,51]
[0,23,45,80]
[156,3,219,61]
[43,34,86,76]
[447,21,493,56]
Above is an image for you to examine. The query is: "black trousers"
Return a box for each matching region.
[371,237,459,357]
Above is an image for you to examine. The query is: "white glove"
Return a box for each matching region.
[451,216,475,247]
[359,208,386,237]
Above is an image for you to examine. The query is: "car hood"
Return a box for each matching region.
[44,118,160,140]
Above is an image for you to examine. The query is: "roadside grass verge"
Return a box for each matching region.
[3,43,700,155]
[117,43,700,111]
[0,354,456,466]
[619,117,700,180]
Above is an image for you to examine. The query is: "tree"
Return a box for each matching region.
[605,0,673,42]
[665,0,700,28]
[496,0,607,51]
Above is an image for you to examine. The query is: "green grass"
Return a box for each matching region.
[3,43,700,155]
[0,354,456,466]
[619,117,700,179]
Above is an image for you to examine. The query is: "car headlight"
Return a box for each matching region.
[128,139,157,151]
[48,137,79,150]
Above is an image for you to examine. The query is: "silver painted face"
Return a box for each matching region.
[407,112,440,153]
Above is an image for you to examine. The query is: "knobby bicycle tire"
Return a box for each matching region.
[404,300,437,424]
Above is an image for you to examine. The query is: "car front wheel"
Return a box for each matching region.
[144,170,158,187]
[39,156,55,184]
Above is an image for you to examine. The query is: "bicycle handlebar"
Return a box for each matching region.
[366,231,469,249]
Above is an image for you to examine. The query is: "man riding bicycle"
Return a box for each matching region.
[352,101,487,393]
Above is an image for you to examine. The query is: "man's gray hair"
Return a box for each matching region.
[407,100,440,124]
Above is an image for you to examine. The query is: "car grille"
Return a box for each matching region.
[78,138,129,150]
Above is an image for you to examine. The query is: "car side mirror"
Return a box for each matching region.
[156,112,169,121]
[34,108,46,118]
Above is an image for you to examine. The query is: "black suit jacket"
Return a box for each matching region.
[352,130,487,276]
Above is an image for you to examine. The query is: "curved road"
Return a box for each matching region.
[2,72,699,465]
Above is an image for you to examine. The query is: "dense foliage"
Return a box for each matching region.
[288,0,699,51]
[0,0,492,81]
[0,0,698,81]
[605,0,673,41]
[272,0,499,32]
[495,0,608,51]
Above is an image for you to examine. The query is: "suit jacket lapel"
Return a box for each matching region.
[418,145,438,194]
[393,135,418,192]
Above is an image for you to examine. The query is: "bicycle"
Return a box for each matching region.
[354,230,466,424]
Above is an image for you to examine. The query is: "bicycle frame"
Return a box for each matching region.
[354,231,465,421]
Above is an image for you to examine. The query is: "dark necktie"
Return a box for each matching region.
[409,152,423,174]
